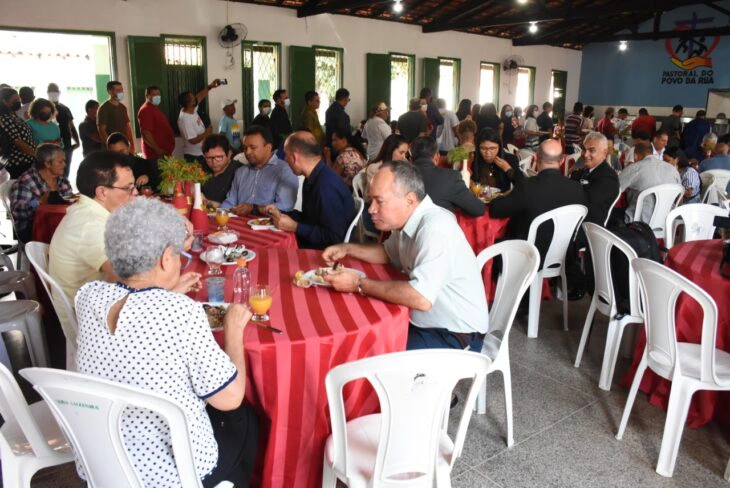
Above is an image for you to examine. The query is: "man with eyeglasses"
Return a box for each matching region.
[219,125,298,216]
[201,134,241,207]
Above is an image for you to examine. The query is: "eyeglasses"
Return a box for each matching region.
[205,155,226,163]
[180,251,192,270]
[106,184,137,195]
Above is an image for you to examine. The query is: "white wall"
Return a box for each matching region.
[2,0,582,129]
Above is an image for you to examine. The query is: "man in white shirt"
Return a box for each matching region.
[177,79,222,164]
[322,160,488,351]
[652,129,669,159]
[619,141,681,223]
[436,98,459,152]
[361,102,392,161]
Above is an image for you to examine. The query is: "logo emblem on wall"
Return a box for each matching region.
[665,13,720,70]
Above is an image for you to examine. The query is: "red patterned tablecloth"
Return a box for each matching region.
[220,214,298,249]
[455,209,509,299]
[31,204,69,243]
[622,239,730,428]
[190,248,410,488]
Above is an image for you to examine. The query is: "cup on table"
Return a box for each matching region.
[206,277,226,303]
[215,208,230,230]
[249,284,273,322]
[191,231,205,253]
[205,245,224,275]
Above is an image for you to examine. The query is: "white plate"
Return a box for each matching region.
[200,248,256,265]
[247,218,277,230]
[202,302,229,331]
[207,230,240,244]
[303,267,366,287]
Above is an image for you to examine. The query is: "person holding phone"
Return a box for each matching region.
[471,127,522,192]
[178,79,223,164]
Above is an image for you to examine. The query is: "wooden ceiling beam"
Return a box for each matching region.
[423,0,707,33]
[297,0,390,18]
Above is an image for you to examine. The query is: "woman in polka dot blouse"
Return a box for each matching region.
[74,197,258,487]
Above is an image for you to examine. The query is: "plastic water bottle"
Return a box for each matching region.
[232,258,250,305]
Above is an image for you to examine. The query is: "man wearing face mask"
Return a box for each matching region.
[47,83,80,178]
[97,81,135,155]
[252,99,272,132]
[137,85,175,161]
[397,98,429,143]
[419,88,444,136]
[270,89,292,150]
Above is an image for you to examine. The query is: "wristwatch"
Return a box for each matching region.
[357,277,366,296]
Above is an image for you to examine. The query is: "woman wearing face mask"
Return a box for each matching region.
[500,104,516,145]
[0,87,37,178]
[27,98,62,148]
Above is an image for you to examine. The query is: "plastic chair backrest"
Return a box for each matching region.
[0,363,58,458]
[583,223,640,318]
[526,204,588,271]
[633,258,720,383]
[634,184,683,233]
[506,144,519,156]
[701,169,730,194]
[665,204,727,248]
[476,240,539,340]
[572,144,582,157]
[702,182,729,206]
[325,350,490,486]
[518,156,533,171]
[20,367,204,488]
[344,197,364,243]
[352,170,367,200]
[0,179,14,214]
[25,241,77,345]
[564,155,577,176]
[604,192,622,227]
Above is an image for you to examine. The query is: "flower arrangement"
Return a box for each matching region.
[157,156,210,195]
[447,146,472,170]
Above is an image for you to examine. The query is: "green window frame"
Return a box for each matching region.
[242,41,282,124]
[516,65,536,108]
[313,45,344,125]
[366,52,414,122]
[479,61,500,107]
[423,57,461,110]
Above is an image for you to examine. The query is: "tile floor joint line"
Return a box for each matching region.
[515,357,607,399]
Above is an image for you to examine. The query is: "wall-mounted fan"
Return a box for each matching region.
[218,23,247,68]
[502,55,525,72]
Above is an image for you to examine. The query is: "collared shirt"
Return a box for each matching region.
[220,153,298,210]
[383,196,488,335]
[680,167,701,203]
[652,143,665,160]
[325,102,351,147]
[287,160,354,249]
[362,116,392,160]
[301,107,325,147]
[9,166,73,238]
[49,195,111,303]
[618,155,682,222]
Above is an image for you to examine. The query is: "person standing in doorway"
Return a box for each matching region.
[47,83,80,178]
[325,88,352,149]
[301,90,325,148]
[16,86,34,121]
[137,85,175,161]
[218,98,242,153]
[270,89,292,150]
[79,100,103,157]
[177,79,222,165]
[97,81,135,155]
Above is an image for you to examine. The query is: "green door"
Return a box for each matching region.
[366,53,391,120]
[422,57,440,99]
[289,46,315,130]
[551,70,568,121]
[127,36,166,137]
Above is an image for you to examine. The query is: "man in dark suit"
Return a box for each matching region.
[490,138,586,265]
[411,137,485,217]
[566,131,620,298]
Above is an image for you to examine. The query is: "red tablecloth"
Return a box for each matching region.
[31,204,69,243]
[622,239,730,428]
[220,215,298,249]
[455,209,509,299]
[190,248,409,488]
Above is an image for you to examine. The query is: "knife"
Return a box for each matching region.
[253,320,284,334]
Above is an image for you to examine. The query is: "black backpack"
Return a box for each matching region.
[607,221,662,314]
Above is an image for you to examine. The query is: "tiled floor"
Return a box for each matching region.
[24,296,730,487]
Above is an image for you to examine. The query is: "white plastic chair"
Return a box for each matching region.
[25,242,77,371]
[563,155,577,176]
[294,174,305,212]
[344,197,364,243]
[506,143,519,156]
[702,183,729,206]
[616,259,730,478]
[0,179,23,270]
[474,241,539,447]
[20,367,234,488]
[526,204,588,338]
[664,204,726,249]
[632,184,683,239]
[604,192,622,227]
[352,172,379,241]
[0,301,49,370]
[0,270,36,301]
[700,169,730,201]
[572,144,582,159]
[725,457,730,481]
[0,363,72,488]
[574,223,643,391]
[321,349,491,488]
[518,155,533,176]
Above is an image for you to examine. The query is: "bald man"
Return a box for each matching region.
[490,138,587,265]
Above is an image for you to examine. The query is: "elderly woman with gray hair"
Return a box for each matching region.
[74,197,258,488]
[9,143,74,242]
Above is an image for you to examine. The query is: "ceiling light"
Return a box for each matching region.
[529,21,538,33]
[619,40,628,51]
[517,0,528,4]
[393,1,403,13]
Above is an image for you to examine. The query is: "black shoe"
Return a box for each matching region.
[568,288,585,301]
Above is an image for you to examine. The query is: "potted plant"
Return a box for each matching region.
[157,156,210,196]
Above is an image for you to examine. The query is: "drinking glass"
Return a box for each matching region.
[215,208,230,230]
[249,284,273,322]
[205,245,224,276]
[206,277,225,302]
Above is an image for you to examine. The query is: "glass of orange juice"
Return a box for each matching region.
[249,284,273,321]
[215,208,230,230]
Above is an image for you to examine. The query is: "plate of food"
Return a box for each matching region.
[202,303,229,330]
[200,245,256,265]
[302,266,366,287]
[207,230,239,245]
[248,217,277,230]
